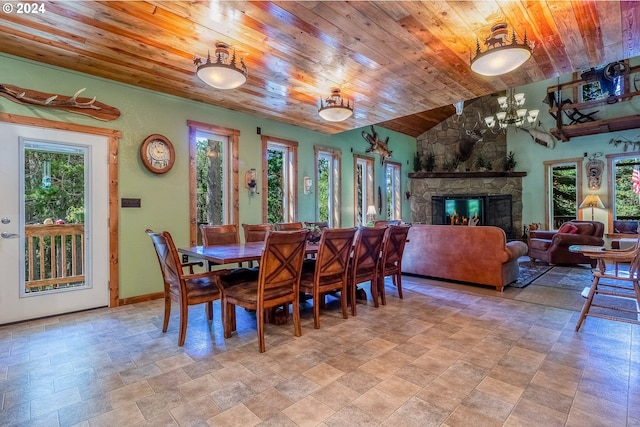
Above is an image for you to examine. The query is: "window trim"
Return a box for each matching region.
[384,160,402,220]
[261,135,298,223]
[606,150,640,237]
[354,154,375,226]
[314,145,342,227]
[187,120,239,246]
[543,157,583,229]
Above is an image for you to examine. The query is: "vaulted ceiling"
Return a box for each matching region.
[1,1,639,137]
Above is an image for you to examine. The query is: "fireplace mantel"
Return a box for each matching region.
[409,171,527,179]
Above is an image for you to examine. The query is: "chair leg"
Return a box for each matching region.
[313,291,321,329]
[370,278,379,308]
[350,282,357,316]
[162,295,171,333]
[378,275,387,306]
[293,294,301,338]
[178,302,188,346]
[396,272,403,299]
[340,286,348,320]
[576,276,599,331]
[257,306,266,353]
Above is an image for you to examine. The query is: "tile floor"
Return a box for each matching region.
[0,275,638,427]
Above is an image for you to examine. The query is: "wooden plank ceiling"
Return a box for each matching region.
[1,1,639,137]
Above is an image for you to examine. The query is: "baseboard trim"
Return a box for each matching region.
[119,292,164,305]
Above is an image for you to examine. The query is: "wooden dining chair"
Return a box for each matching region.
[576,245,640,331]
[276,222,303,231]
[300,227,357,329]
[241,223,274,267]
[200,224,240,269]
[376,225,411,306]
[219,229,309,352]
[146,229,231,346]
[242,223,274,242]
[347,227,386,316]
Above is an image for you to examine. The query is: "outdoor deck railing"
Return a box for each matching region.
[24,224,85,291]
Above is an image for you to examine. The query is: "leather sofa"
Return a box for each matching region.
[402,224,528,292]
[528,220,604,267]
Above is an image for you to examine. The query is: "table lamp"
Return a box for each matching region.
[366,205,377,224]
[579,194,605,221]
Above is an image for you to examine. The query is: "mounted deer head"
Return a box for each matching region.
[455,115,485,161]
[361,125,392,164]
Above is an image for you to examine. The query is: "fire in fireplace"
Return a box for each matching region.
[445,197,483,225]
[432,194,514,238]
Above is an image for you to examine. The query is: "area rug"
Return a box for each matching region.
[509,261,553,288]
[511,265,639,319]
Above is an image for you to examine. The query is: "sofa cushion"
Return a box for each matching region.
[558,223,579,234]
[529,238,551,251]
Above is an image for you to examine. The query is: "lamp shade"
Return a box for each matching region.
[579,194,605,209]
[366,205,377,216]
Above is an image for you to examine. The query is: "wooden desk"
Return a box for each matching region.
[178,242,318,265]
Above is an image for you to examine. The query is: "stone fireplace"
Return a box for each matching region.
[432,194,515,238]
[409,95,524,239]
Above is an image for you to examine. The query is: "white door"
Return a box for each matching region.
[0,122,110,324]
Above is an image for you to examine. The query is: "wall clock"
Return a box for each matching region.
[140,134,175,174]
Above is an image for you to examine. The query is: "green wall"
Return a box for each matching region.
[0,54,414,299]
[509,56,640,235]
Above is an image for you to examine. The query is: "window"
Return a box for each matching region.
[544,158,583,229]
[188,120,239,245]
[607,152,640,235]
[385,161,401,220]
[314,146,341,227]
[354,155,374,226]
[262,136,298,223]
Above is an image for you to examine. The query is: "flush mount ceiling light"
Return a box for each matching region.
[318,88,354,122]
[194,42,248,90]
[470,23,534,76]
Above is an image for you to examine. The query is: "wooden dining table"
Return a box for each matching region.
[178,241,319,265]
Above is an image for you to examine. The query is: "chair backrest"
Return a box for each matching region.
[566,220,605,237]
[380,225,411,270]
[257,230,309,296]
[146,229,184,293]
[305,221,329,230]
[276,222,303,231]
[373,219,401,229]
[242,223,274,242]
[200,224,239,246]
[315,227,358,284]
[350,227,386,283]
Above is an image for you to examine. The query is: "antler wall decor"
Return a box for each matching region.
[0,84,120,121]
[361,125,392,164]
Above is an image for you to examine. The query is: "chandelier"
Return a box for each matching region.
[194,42,248,90]
[318,88,354,122]
[470,23,533,76]
[483,88,539,131]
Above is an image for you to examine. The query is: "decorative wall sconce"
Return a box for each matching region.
[303,176,313,195]
[245,168,258,195]
[586,153,604,190]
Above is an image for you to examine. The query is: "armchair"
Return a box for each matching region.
[528,220,605,267]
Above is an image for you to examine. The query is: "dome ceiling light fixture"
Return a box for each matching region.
[470,22,534,76]
[318,88,354,122]
[194,42,248,90]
